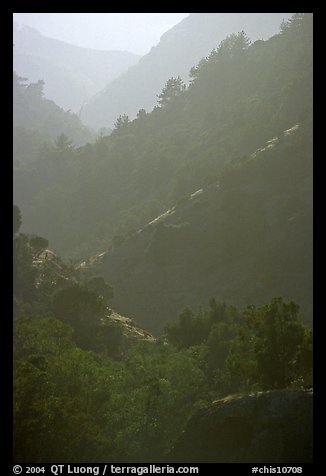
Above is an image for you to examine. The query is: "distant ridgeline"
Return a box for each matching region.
[81,12,293,129]
[13,14,312,333]
[13,22,141,113]
[13,71,96,165]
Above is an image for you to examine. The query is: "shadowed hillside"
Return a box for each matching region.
[85,123,312,332]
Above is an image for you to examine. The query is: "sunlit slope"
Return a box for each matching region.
[13,13,313,333]
[81,13,292,129]
[86,123,312,333]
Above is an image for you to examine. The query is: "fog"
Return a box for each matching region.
[13,13,313,463]
[13,13,190,54]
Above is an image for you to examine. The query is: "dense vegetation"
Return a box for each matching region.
[13,14,313,463]
[81,13,292,129]
[90,121,312,333]
[14,14,313,331]
[13,207,312,462]
[14,14,312,257]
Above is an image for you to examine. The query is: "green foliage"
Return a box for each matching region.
[157,76,186,107]
[112,234,125,249]
[13,233,38,304]
[137,108,147,119]
[13,316,206,462]
[226,297,312,391]
[13,71,94,166]
[210,31,251,61]
[54,133,75,152]
[13,295,312,462]
[13,316,75,359]
[81,14,291,130]
[14,317,114,462]
[250,298,312,389]
[165,296,312,395]
[12,14,313,462]
[13,15,313,336]
[13,209,80,318]
[52,284,105,348]
[29,235,49,256]
[165,307,210,349]
[13,14,313,263]
[114,114,130,131]
[84,276,114,302]
[145,222,190,264]
[12,213,140,359]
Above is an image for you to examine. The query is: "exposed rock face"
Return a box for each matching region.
[103,310,156,343]
[169,389,313,463]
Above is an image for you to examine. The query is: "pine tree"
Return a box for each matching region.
[157,76,186,107]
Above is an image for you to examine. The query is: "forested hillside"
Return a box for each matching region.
[81,12,292,129]
[13,71,95,164]
[13,208,312,463]
[13,13,312,331]
[14,14,312,255]
[88,123,312,333]
[13,23,140,113]
[12,13,313,464]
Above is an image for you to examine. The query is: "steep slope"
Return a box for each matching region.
[13,71,95,160]
[13,14,312,260]
[13,23,141,114]
[14,235,155,355]
[85,123,313,333]
[81,12,292,129]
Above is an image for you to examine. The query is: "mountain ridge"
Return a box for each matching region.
[13,23,141,113]
[80,122,312,333]
[81,12,293,129]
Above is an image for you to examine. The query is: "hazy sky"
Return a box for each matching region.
[13,13,190,55]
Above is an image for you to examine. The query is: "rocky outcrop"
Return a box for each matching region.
[103,310,156,343]
[169,389,313,463]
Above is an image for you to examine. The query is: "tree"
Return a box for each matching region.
[13,234,37,304]
[114,114,130,130]
[189,58,208,82]
[281,13,306,34]
[85,276,114,302]
[157,76,186,107]
[29,235,49,257]
[249,298,312,389]
[165,307,209,349]
[13,317,114,462]
[215,31,251,60]
[227,297,312,390]
[13,205,22,235]
[52,284,105,348]
[137,109,147,119]
[54,133,75,152]
[24,79,45,99]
